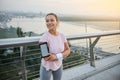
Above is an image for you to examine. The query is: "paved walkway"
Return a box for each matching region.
[84,64,120,80]
[62,54,120,80]
[33,54,120,80]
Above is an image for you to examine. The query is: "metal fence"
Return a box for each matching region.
[0,30,120,80]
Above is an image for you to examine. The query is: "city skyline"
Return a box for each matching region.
[0,0,120,18]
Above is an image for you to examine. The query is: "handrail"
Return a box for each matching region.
[0,30,120,49]
[0,30,120,80]
[67,30,120,40]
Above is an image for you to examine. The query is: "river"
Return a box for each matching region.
[6,17,120,54]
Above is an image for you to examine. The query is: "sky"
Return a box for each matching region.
[0,0,120,17]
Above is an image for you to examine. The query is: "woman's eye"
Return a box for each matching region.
[46,19,55,22]
[51,19,54,22]
[46,20,49,22]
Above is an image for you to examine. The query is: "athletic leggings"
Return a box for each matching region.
[40,65,63,80]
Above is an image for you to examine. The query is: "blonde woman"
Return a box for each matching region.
[39,13,70,80]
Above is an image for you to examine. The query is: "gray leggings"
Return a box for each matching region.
[40,65,63,80]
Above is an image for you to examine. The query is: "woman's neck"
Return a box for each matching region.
[49,29,58,36]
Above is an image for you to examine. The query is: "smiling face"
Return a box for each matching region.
[45,14,59,31]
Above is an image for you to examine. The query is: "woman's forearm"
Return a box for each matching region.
[62,42,70,58]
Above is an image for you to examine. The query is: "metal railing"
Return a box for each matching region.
[0,30,120,80]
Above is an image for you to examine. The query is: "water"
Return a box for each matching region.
[6,18,120,54]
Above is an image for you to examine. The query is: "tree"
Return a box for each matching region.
[16,27,24,37]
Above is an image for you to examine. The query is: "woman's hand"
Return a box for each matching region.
[44,53,57,61]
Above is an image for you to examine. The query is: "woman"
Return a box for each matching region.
[39,13,70,80]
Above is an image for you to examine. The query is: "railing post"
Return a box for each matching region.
[84,22,89,55]
[119,21,120,30]
[20,46,27,80]
[89,37,100,67]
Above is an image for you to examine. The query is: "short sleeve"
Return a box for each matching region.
[39,32,48,42]
[60,33,67,42]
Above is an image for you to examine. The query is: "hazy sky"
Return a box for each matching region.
[0,0,120,17]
